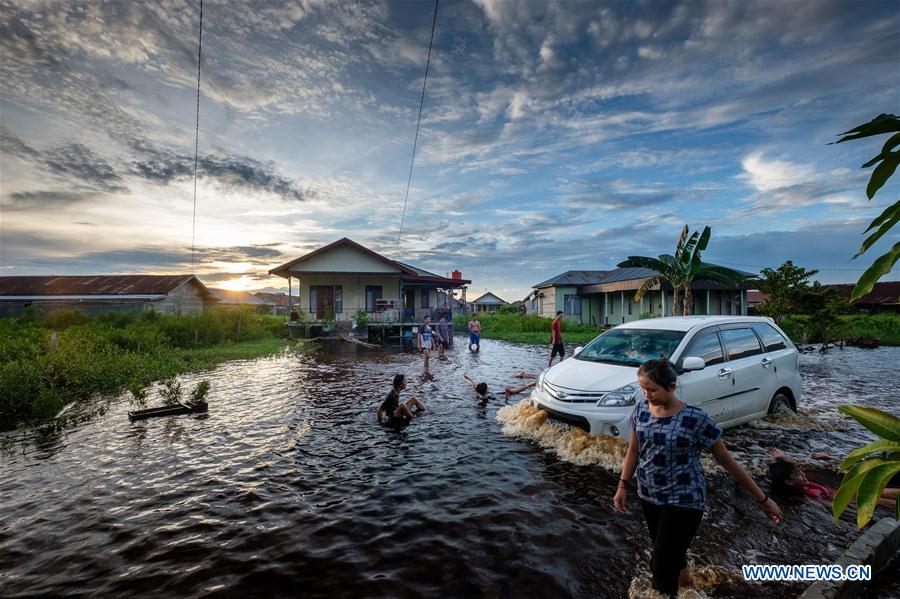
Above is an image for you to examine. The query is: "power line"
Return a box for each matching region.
[397,0,439,249]
[191,0,203,271]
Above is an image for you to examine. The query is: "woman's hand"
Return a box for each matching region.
[613,486,628,513]
[760,498,782,524]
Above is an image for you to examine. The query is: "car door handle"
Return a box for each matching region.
[717,368,733,379]
[761,357,773,368]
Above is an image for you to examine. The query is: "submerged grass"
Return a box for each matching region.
[0,308,293,431]
[453,313,603,346]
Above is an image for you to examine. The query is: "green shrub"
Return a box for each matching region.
[43,308,89,330]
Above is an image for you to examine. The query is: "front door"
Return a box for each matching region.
[314,286,334,320]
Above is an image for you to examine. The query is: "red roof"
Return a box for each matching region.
[0,275,210,297]
[824,281,900,305]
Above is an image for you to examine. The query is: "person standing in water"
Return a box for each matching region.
[468,314,481,352]
[418,316,435,372]
[614,359,781,598]
[548,310,564,367]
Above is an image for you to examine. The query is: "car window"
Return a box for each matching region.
[720,327,763,360]
[577,328,685,366]
[751,322,789,352]
[681,329,724,366]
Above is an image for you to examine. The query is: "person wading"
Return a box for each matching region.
[614,358,781,597]
[548,310,564,367]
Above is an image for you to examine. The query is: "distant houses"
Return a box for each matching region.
[0,275,212,316]
[268,237,470,323]
[527,265,755,325]
[207,288,269,310]
[471,292,509,314]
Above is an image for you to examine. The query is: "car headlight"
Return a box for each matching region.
[537,370,546,392]
[598,382,639,406]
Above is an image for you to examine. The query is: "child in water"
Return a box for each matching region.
[377,374,426,424]
[614,358,781,598]
[464,374,496,407]
[767,448,900,508]
[464,372,539,406]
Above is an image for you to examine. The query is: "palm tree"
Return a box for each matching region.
[618,225,751,316]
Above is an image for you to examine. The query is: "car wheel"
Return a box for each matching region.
[767,393,794,416]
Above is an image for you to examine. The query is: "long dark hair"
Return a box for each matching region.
[768,460,802,496]
[637,358,678,390]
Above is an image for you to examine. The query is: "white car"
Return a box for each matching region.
[530,316,801,440]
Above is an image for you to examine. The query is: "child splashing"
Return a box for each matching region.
[614,359,781,598]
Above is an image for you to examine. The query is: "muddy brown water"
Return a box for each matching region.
[1,341,898,598]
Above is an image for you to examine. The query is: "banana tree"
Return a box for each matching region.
[832,405,900,528]
[619,225,751,316]
[832,114,900,301]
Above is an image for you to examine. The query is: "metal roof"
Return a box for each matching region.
[533,270,611,288]
[598,267,659,284]
[0,275,209,297]
[208,288,268,305]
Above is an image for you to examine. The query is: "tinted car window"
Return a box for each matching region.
[720,327,763,360]
[752,322,788,352]
[681,329,724,366]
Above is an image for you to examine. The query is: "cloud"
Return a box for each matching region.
[1,129,126,192]
[1,190,92,210]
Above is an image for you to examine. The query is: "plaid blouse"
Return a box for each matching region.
[629,397,722,511]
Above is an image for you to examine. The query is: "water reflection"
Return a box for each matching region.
[0,342,897,598]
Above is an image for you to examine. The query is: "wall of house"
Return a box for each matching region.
[288,245,402,274]
[155,281,207,315]
[295,274,402,320]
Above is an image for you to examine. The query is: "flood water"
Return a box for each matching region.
[1,341,898,598]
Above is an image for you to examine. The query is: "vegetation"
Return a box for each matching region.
[832,405,900,528]
[453,313,603,345]
[0,307,292,430]
[755,261,820,325]
[833,113,900,301]
[779,314,900,346]
[618,225,750,316]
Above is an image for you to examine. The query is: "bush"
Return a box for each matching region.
[44,308,89,330]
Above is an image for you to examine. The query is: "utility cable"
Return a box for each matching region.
[397,0,439,249]
[191,0,203,271]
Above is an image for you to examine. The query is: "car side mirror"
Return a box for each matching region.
[574,346,584,355]
[681,356,705,371]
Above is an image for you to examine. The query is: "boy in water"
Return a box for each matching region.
[468,314,481,352]
[376,374,426,424]
[436,317,450,357]
[418,316,435,371]
[548,310,564,367]
[464,372,539,406]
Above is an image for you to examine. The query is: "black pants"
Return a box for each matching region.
[640,499,704,597]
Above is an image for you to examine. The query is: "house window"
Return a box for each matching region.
[366,286,383,312]
[627,296,633,315]
[563,294,581,316]
[421,289,429,308]
[334,286,342,315]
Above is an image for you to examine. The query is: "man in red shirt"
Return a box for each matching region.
[549,310,564,366]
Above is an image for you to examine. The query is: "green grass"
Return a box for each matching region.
[0,308,292,431]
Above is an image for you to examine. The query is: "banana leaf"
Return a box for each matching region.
[837,405,900,442]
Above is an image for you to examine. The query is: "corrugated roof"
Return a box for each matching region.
[208,288,268,304]
[533,270,611,288]
[824,281,900,305]
[0,275,208,297]
[598,267,659,284]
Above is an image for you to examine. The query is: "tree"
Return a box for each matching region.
[619,225,751,316]
[755,261,819,325]
[795,282,852,350]
[833,114,900,301]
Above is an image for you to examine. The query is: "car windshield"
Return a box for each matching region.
[576,328,686,366]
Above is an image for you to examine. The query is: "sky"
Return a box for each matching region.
[1,0,898,302]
